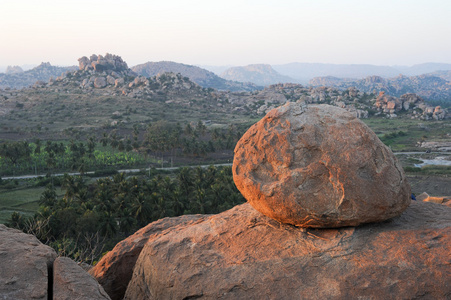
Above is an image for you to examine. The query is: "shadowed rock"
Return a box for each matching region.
[124,201,451,299]
[90,214,208,300]
[0,224,111,300]
[233,102,411,228]
[0,224,56,300]
[53,256,110,299]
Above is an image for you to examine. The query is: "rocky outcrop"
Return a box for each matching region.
[310,73,451,102]
[233,103,410,228]
[54,256,111,299]
[90,214,208,300]
[0,224,56,299]
[124,201,451,299]
[416,192,451,206]
[0,224,110,300]
[78,53,128,73]
[374,91,446,119]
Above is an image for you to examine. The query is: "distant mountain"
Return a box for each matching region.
[272,63,401,83]
[309,74,451,102]
[396,63,451,76]
[0,62,77,89]
[131,61,259,92]
[220,64,298,86]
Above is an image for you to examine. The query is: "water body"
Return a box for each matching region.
[414,157,451,168]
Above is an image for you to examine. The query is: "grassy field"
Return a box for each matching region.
[363,117,451,151]
[0,186,64,224]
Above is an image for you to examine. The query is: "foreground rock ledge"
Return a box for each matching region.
[90,214,209,300]
[124,202,451,300]
[0,224,110,300]
[233,103,411,227]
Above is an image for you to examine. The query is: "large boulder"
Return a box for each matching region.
[90,214,208,300]
[233,102,411,228]
[53,257,111,300]
[0,224,56,300]
[124,202,451,300]
[94,77,107,88]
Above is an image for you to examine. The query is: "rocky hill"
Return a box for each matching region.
[309,74,451,103]
[131,61,259,92]
[220,64,297,86]
[0,53,448,143]
[0,62,77,89]
[426,69,451,81]
[226,83,447,120]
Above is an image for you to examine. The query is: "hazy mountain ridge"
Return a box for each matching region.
[0,63,77,89]
[131,61,260,92]
[272,62,451,82]
[220,64,298,86]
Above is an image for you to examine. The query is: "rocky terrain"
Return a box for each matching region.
[2,103,451,299]
[132,61,259,92]
[228,83,448,120]
[309,73,451,102]
[0,62,76,89]
[427,69,451,81]
[220,64,297,86]
[90,104,450,299]
[0,53,448,145]
[0,224,110,299]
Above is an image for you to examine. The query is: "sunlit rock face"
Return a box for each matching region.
[124,202,451,299]
[233,102,411,228]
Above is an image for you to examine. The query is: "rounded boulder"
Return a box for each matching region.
[233,102,411,228]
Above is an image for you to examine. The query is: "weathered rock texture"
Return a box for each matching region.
[233,103,411,228]
[0,224,56,300]
[90,214,208,300]
[0,224,111,300]
[54,256,111,300]
[124,202,451,299]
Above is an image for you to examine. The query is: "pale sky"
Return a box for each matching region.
[1,0,450,67]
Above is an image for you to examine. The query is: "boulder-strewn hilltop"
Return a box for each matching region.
[0,62,77,89]
[132,61,259,92]
[0,54,448,142]
[309,73,451,102]
[221,64,297,86]
[227,83,448,120]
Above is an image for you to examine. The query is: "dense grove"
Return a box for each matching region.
[0,121,242,176]
[6,166,245,264]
